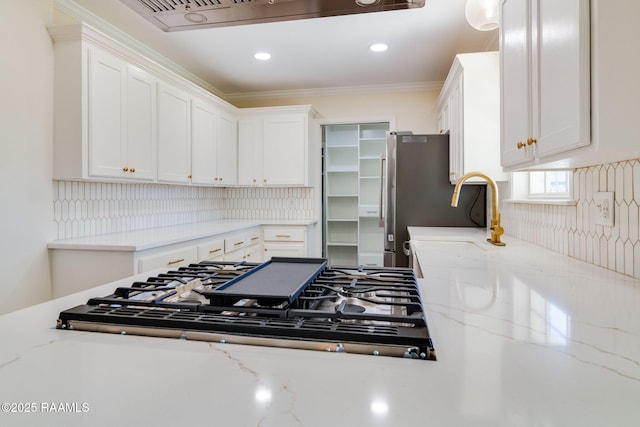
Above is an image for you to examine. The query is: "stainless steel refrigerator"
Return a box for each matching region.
[382,132,487,267]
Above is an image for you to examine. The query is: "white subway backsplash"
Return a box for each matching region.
[502,159,640,280]
[52,181,315,240]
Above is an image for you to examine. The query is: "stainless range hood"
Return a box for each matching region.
[120,0,426,31]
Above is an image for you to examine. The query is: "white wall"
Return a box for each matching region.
[232,89,441,134]
[0,0,55,314]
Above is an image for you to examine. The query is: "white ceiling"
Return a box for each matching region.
[56,0,498,100]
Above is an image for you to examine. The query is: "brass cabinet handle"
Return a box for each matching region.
[122,167,129,172]
[188,175,192,179]
[527,137,537,145]
[167,258,185,265]
[208,248,222,254]
[234,241,244,246]
[252,179,257,183]
[263,179,267,183]
[517,141,526,149]
[275,234,291,238]
[130,168,135,173]
[251,236,260,241]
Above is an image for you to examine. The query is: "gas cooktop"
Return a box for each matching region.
[57,257,435,360]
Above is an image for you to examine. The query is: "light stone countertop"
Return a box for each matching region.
[47,219,317,251]
[2,227,639,426]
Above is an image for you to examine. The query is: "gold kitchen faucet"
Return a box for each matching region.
[451,171,505,246]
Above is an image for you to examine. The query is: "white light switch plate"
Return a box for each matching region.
[594,192,614,227]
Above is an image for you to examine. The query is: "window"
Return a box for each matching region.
[510,170,573,202]
[528,171,571,198]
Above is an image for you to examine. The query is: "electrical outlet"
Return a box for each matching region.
[594,192,614,227]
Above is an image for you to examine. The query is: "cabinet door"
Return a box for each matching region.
[125,65,156,181]
[238,119,263,185]
[262,114,306,185]
[87,48,126,178]
[263,242,305,260]
[157,83,191,183]
[535,0,590,157]
[216,111,238,185]
[500,0,534,168]
[448,76,463,183]
[191,99,218,185]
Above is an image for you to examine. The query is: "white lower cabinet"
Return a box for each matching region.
[138,247,197,273]
[223,228,263,263]
[49,224,312,297]
[197,238,224,261]
[263,226,308,259]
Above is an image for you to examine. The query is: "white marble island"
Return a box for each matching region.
[1,228,639,426]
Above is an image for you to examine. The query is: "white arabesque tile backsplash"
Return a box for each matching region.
[52,181,315,240]
[502,159,640,280]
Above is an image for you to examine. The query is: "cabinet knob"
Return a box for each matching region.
[122,167,129,172]
[130,168,135,173]
[219,177,223,181]
[188,175,192,179]
[517,141,526,149]
[252,179,256,183]
[527,137,537,145]
[263,179,267,183]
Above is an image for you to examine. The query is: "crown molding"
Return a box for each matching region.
[53,0,226,100]
[225,81,444,102]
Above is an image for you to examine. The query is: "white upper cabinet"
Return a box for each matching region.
[190,98,217,185]
[55,38,157,182]
[125,65,157,180]
[49,24,240,185]
[238,106,316,186]
[238,118,263,185]
[436,51,506,183]
[216,110,238,186]
[87,47,127,179]
[157,83,191,184]
[262,114,307,185]
[500,0,591,170]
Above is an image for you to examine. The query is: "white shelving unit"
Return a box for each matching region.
[323,123,388,266]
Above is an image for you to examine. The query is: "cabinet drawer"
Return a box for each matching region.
[263,242,305,259]
[225,233,248,253]
[197,238,224,261]
[247,229,262,245]
[358,254,383,267]
[263,227,305,242]
[138,247,197,273]
[358,205,379,217]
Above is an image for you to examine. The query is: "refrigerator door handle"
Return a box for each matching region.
[378,154,385,227]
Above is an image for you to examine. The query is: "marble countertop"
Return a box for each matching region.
[47,219,317,251]
[3,228,639,426]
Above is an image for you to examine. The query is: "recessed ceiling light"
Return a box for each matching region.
[254,52,271,60]
[369,43,388,52]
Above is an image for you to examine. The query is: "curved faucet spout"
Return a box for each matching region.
[451,171,505,246]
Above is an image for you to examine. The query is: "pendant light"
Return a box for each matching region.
[465,0,499,31]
